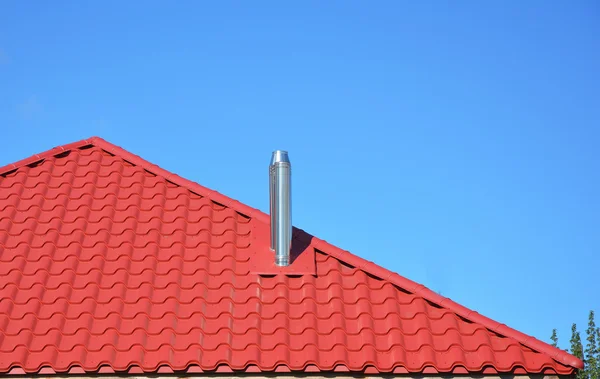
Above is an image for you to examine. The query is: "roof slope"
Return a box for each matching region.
[0,137,582,376]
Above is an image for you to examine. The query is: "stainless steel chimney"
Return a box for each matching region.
[269,150,291,266]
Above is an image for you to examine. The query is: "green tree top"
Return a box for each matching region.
[586,311,598,379]
[571,323,585,379]
[551,329,559,348]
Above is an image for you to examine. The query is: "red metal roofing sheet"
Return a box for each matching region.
[0,137,582,375]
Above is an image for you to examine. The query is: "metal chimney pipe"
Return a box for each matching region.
[269,150,291,266]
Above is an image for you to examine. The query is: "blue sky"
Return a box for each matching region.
[1,2,598,349]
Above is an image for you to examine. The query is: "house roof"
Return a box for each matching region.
[0,137,582,376]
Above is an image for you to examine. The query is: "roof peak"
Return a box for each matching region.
[0,136,583,372]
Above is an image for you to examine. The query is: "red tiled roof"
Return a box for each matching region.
[0,137,582,376]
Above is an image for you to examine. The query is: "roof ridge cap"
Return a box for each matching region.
[311,237,583,370]
[0,137,96,177]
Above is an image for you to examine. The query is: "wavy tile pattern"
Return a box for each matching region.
[0,139,578,375]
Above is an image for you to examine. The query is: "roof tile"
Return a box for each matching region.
[0,137,582,375]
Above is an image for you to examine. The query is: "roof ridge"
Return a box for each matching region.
[0,138,97,177]
[1,136,583,371]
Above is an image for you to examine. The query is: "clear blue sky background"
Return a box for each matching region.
[1,2,598,349]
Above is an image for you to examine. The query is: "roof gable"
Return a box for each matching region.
[0,137,582,375]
